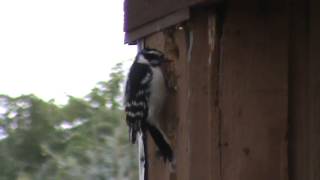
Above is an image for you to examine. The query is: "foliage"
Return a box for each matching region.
[0,63,138,180]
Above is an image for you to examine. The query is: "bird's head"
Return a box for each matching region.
[136,48,169,67]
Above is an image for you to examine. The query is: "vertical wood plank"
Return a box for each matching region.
[220,5,288,180]
[188,10,212,180]
[290,0,320,179]
[208,11,223,180]
[308,0,320,178]
[142,3,293,180]
[172,28,191,180]
[144,9,221,180]
[288,0,310,179]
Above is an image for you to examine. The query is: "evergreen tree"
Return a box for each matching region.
[0,63,138,180]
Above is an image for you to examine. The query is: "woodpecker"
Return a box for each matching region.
[124,48,173,178]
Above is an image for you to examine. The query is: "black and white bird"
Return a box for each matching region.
[124,48,173,179]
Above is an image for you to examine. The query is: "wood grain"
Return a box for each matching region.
[220,4,288,180]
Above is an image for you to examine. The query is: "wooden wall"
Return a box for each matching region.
[133,0,320,179]
[144,9,218,180]
[220,3,288,180]
[290,0,320,179]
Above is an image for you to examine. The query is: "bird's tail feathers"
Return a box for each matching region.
[147,123,173,162]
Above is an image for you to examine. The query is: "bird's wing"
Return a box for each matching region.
[124,63,152,143]
[125,63,151,101]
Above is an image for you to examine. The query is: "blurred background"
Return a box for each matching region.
[0,0,138,179]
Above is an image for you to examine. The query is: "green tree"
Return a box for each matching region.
[0,63,138,180]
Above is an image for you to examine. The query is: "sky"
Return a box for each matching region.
[0,0,136,104]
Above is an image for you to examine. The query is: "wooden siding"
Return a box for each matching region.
[220,4,288,180]
[144,9,220,180]
[290,0,320,179]
[143,4,289,180]
[125,0,320,179]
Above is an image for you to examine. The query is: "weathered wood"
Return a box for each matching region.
[188,10,214,180]
[288,0,309,179]
[125,9,190,44]
[169,27,191,180]
[289,0,320,179]
[208,10,223,180]
[126,1,320,179]
[143,9,221,180]
[308,0,320,178]
[220,4,288,180]
[124,0,221,32]
[171,27,191,180]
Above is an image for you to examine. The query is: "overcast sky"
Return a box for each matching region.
[0,0,136,104]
